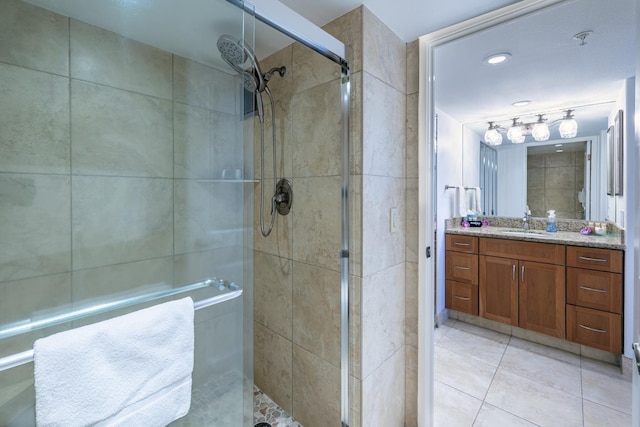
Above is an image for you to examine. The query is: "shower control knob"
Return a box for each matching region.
[274,179,293,216]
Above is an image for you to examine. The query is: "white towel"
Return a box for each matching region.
[455,186,467,217]
[467,187,482,214]
[34,297,194,427]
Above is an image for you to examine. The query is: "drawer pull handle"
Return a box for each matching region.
[454,242,471,246]
[454,266,471,270]
[579,256,608,263]
[579,324,607,334]
[454,296,470,301]
[579,285,607,293]
[512,264,516,281]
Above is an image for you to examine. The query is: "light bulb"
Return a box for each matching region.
[511,134,525,144]
[507,118,523,143]
[559,110,578,138]
[484,122,502,146]
[532,115,550,141]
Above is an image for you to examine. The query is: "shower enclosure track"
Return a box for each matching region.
[0,279,243,372]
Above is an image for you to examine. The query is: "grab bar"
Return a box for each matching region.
[0,278,236,341]
[0,288,243,373]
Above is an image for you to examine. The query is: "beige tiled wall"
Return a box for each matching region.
[252,35,344,427]
[0,0,247,421]
[254,5,411,425]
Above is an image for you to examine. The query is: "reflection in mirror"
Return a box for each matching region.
[526,141,587,219]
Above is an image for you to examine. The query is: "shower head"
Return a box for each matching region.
[216,34,265,92]
[216,35,247,69]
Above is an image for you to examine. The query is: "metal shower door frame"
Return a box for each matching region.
[225,1,352,425]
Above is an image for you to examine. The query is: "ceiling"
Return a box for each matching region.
[433,0,636,142]
[276,0,521,44]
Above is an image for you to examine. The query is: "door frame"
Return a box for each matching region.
[632,1,640,425]
[417,1,567,425]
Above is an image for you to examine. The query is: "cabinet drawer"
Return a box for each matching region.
[445,251,478,285]
[566,305,622,353]
[446,234,478,253]
[566,246,623,273]
[445,280,478,315]
[479,238,565,265]
[567,267,622,313]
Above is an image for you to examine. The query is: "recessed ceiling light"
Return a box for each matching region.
[512,100,531,107]
[556,149,564,153]
[555,144,563,147]
[483,52,511,65]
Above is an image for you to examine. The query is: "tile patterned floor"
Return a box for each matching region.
[434,319,633,427]
[254,387,303,427]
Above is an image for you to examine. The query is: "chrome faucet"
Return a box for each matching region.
[523,206,531,231]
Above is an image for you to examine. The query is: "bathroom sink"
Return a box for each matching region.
[499,230,552,238]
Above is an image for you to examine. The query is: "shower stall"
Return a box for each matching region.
[0,0,350,426]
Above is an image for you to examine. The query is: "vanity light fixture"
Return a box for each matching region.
[487,110,579,144]
[532,114,550,141]
[483,52,511,65]
[484,122,503,145]
[558,109,578,138]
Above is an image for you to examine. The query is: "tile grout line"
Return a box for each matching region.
[470,334,511,426]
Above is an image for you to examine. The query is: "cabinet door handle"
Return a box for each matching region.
[454,266,470,270]
[454,242,471,246]
[521,265,525,282]
[512,264,516,281]
[579,324,607,334]
[454,296,470,301]
[579,256,608,263]
[579,285,607,293]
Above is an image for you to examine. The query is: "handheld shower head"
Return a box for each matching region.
[216,34,265,92]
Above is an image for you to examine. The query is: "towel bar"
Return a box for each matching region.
[444,185,474,190]
[0,288,243,373]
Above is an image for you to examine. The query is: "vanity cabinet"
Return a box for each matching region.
[446,232,625,353]
[445,235,478,315]
[479,238,565,338]
[566,246,623,353]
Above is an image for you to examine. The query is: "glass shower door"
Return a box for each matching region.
[0,0,254,424]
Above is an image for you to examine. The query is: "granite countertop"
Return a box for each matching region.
[446,225,625,250]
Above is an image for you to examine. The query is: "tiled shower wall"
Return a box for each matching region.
[527,150,586,219]
[0,0,246,421]
[253,6,410,427]
[252,28,345,427]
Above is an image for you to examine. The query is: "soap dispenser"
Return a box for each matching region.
[546,210,557,232]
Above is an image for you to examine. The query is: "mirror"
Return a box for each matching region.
[434,0,636,221]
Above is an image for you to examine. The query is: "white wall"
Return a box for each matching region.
[620,77,636,359]
[496,144,527,217]
[435,109,463,314]
[462,125,481,187]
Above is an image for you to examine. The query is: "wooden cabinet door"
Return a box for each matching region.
[519,261,566,338]
[479,255,518,326]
